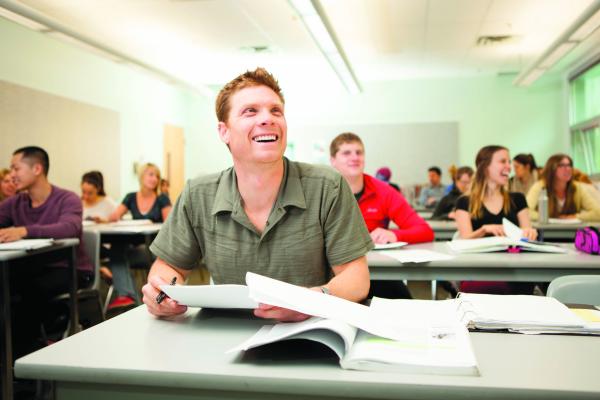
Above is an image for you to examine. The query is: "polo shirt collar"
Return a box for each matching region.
[211,158,307,215]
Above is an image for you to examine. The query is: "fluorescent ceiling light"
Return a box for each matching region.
[289,0,361,94]
[45,30,124,63]
[538,42,578,69]
[514,1,600,87]
[569,8,600,41]
[0,6,47,30]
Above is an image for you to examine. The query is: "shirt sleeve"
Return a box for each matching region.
[511,192,527,213]
[322,175,374,267]
[150,182,202,269]
[0,198,14,228]
[418,187,428,205]
[455,195,469,212]
[157,194,172,209]
[576,183,600,222]
[25,192,82,239]
[121,192,134,208]
[385,187,434,243]
[526,182,542,221]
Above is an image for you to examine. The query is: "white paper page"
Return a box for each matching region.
[0,239,54,251]
[378,249,454,263]
[502,218,523,240]
[82,220,96,227]
[105,225,161,233]
[246,272,410,341]
[548,218,582,224]
[447,237,512,253]
[111,219,153,226]
[159,284,258,309]
[370,298,460,327]
[342,323,478,375]
[228,317,357,358]
[457,293,584,328]
[373,241,408,250]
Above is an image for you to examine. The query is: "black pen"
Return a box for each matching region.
[156,276,177,304]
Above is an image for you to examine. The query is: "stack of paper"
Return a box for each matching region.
[0,239,54,251]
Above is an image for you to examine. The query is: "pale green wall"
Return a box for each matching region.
[0,17,215,199]
[286,74,567,169]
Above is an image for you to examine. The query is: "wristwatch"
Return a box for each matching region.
[320,286,330,295]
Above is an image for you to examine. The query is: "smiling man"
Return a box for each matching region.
[329,133,434,299]
[143,68,373,321]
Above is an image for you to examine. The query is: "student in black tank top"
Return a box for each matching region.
[454,145,537,295]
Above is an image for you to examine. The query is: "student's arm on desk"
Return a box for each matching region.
[142,257,190,317]
[108,204,128,222]
[254,255,370,322]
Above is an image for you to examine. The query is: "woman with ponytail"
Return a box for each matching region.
[509,153,539,195]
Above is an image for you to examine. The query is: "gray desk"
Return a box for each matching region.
[15,306,600,400]
[427,220,600,242]
[368,242,600,282]
[1,238,79,400]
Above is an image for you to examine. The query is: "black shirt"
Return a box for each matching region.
[121,192,171,223]
[455,192,527,232]
[431,187,462,220]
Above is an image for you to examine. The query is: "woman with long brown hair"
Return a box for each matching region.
[455,145,537,294]
[455,145,536,239]
[509,153,539,195]
[527,154,600,221]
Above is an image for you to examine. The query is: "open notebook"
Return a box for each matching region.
[229,272,478,375]
[448,218,567,254]
[371,294,600,335]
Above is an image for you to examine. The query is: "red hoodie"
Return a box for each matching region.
[358,174,434,243]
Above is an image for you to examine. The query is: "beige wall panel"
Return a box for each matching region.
[0,80,120,199]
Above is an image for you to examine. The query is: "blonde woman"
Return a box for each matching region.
[0,168,16,202]
[455,145,536,294]
[109,163,171,223]
[106,163,172,312]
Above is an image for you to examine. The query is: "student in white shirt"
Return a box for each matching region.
[81,170,117,222]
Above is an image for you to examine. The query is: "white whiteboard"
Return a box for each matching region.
[287,122,459,186]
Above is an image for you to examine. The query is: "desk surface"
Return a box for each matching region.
[15,306,600,400]
[0,238,80,262]
[368,242,600,281]
[84,223,162,235]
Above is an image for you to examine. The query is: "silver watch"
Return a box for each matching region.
[320,286,330,295]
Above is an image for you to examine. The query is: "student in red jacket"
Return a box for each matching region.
[330,133,434,298]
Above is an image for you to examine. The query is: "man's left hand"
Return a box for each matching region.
[0,227,27,243]
[370,228,397,244]
[254,303,311,322]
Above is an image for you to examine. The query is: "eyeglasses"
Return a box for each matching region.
[557,163,572,168]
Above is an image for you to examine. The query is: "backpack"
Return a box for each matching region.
[574,227,600,255]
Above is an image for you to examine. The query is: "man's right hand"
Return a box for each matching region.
[142,275,187,317]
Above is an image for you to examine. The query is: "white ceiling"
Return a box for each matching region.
[8,0,597,92]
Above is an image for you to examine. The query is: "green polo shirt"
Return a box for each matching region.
[150,158,374,287]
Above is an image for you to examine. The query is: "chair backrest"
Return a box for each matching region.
[82,229,101,291]
[547,275,600,305]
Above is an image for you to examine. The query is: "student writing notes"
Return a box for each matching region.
[526,154,600,222]
[142,68,373,322]
[454,145,536,295]
[81,170,117,222]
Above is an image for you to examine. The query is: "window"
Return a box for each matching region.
[569,61,600,177]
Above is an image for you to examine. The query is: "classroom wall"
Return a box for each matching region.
[0,15,569,195]
[284,74,566,176]
[0,17,216,200]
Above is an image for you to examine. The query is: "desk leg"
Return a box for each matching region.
[1,261,13,400]
[431,280,437,300]
[68,246,79,336]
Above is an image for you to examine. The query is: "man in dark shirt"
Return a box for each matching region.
[0,146,91,358]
